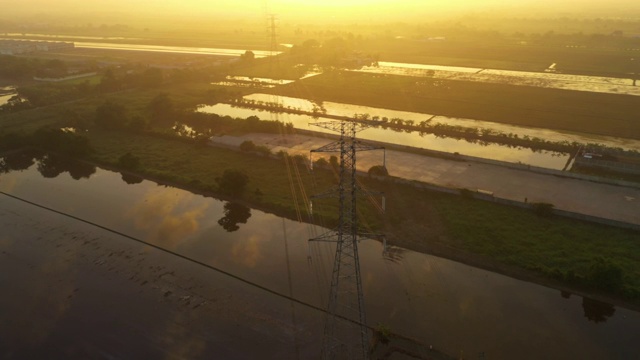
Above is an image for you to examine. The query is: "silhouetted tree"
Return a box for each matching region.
[217,202,252,232]
[216,169,249,197]
[241,50,255,62]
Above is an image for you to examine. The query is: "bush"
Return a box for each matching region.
[368,165,389,177]
[329,155,339,169]
[118,152,140,170]
[314,157,329,168]
[588,257,624,292]
[216,169,249,197]
[239,140,256,152]
[255,145,272,156]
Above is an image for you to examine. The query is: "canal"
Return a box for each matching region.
[1,152,639,359]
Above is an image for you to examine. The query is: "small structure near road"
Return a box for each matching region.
[0,39,74,55]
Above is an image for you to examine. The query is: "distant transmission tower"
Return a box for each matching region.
[267,13,279,70]
[309,120,385,360]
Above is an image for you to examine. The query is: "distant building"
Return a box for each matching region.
[0,40,74,55]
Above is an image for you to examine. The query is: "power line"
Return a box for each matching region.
[0,190,326,313]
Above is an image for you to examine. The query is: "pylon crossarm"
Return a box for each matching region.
[311,120,373,133]
[355,186,384,197]
[311,142,343,153]
[357,232,385,241]
[309,230,340,243]
[311,187,339,200]
[352,140,384,152]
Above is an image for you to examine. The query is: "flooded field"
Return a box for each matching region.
[0,86,17,106]
[199,92,640,169]
[203,92,621,169]
[72,42,277,58]
[1,154,639,359]
[356,62,640,96]
[200,101,568,169]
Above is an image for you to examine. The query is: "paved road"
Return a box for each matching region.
[212,133,640,226]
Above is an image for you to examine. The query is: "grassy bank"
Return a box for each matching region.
[271,71,640,140]
[80,129,640,305]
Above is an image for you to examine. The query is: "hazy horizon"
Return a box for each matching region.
[4,0,640,25]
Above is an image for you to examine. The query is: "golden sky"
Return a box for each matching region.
[7,0,640,22]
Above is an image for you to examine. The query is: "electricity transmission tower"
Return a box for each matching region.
[309,120,385,360]
[267,13,279,70]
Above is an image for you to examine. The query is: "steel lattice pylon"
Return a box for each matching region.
[310,120,384,360]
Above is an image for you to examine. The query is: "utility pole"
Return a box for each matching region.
[309,120,385,360]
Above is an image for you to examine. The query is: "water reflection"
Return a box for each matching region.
[74,41,278,58]
[1,152,35,173]
[199,100,569,169]
[582,297,616,324]
[1,151,96,179]
[37,154,96,180]
[127,187,210,249]
[356,62,640,96]
[559,291,616,324]
[121,172,144,185]
[217,202,252,232]
[2,157,640,359]
[383,246,406,264]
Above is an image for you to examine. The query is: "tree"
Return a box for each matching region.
[329,155,339,169]
[128,115,148,133]
[216,169,249,197]
[95,101,128,130]
[32,127,92,157]
[98,68,121,93]
[241,50,255,62]
[147,93,174,127]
